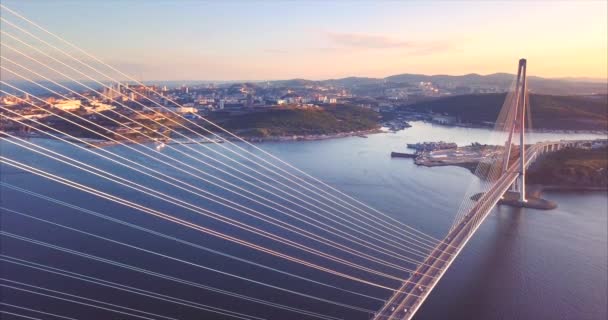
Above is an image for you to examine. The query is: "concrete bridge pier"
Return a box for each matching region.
[501,143,560,210]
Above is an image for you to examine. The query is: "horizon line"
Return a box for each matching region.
[2,72,606,84]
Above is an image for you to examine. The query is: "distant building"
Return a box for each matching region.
[52,99,81,111]
[1,96,19,106]
[102,83,122,101]
[431,114,457,125]
[174,106,197,114]
[87,101,115,112]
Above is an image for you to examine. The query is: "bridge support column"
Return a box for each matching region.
[518,58,527,203]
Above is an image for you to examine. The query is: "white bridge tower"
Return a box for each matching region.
[502,58,528,203]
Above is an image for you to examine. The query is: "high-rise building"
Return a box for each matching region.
[102,83,123,101]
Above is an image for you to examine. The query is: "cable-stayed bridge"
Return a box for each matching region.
[0,5,599,320]
[374,58,533,319]
[373,141,564,319]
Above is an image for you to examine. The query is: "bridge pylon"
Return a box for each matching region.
[502,58,528,203]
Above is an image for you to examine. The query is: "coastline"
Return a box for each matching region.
[3,128,383,148]
[236,128,382,143]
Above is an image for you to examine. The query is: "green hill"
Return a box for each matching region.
[404,93,607,131]
[207,105,379,137]
[527,147,608,189]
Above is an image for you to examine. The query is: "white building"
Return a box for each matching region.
[52,99,81,111]
[174,106,198,114]
[87,101,115,112]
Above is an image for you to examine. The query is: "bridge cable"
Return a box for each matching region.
[1,124,436,272]
[0,73,450,259]
[0,157,441,292]
[0,253,340,320]
[0,182,386,303]
[0,7,445,248]
[2,44,442,255]
[0,255,280,320]
[0,281,176,320]
[0,303,77,320]
[0,64,438,259]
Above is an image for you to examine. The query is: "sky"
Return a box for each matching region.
[1,0,607,81]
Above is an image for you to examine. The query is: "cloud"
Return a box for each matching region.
[327,32,412,49]
[324,31,452,55]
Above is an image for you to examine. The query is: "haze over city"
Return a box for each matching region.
[2,0,607,81]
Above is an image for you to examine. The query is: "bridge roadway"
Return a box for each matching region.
[373,143,549,320]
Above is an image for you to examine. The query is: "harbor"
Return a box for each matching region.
[391,141,495,172]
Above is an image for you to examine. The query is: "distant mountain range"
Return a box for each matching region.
[2,73,605,97]
[268,73,607,96]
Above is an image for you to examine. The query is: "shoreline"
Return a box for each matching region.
[6,130,606,192]
[3,128,382,147]
[237,128,382,143]
[6,120,605,148]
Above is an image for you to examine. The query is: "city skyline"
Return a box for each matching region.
[1,0,606,81]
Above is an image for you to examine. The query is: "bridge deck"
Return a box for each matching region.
[374,144,547,320]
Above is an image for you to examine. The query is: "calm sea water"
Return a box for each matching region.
[1,122,606,320]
